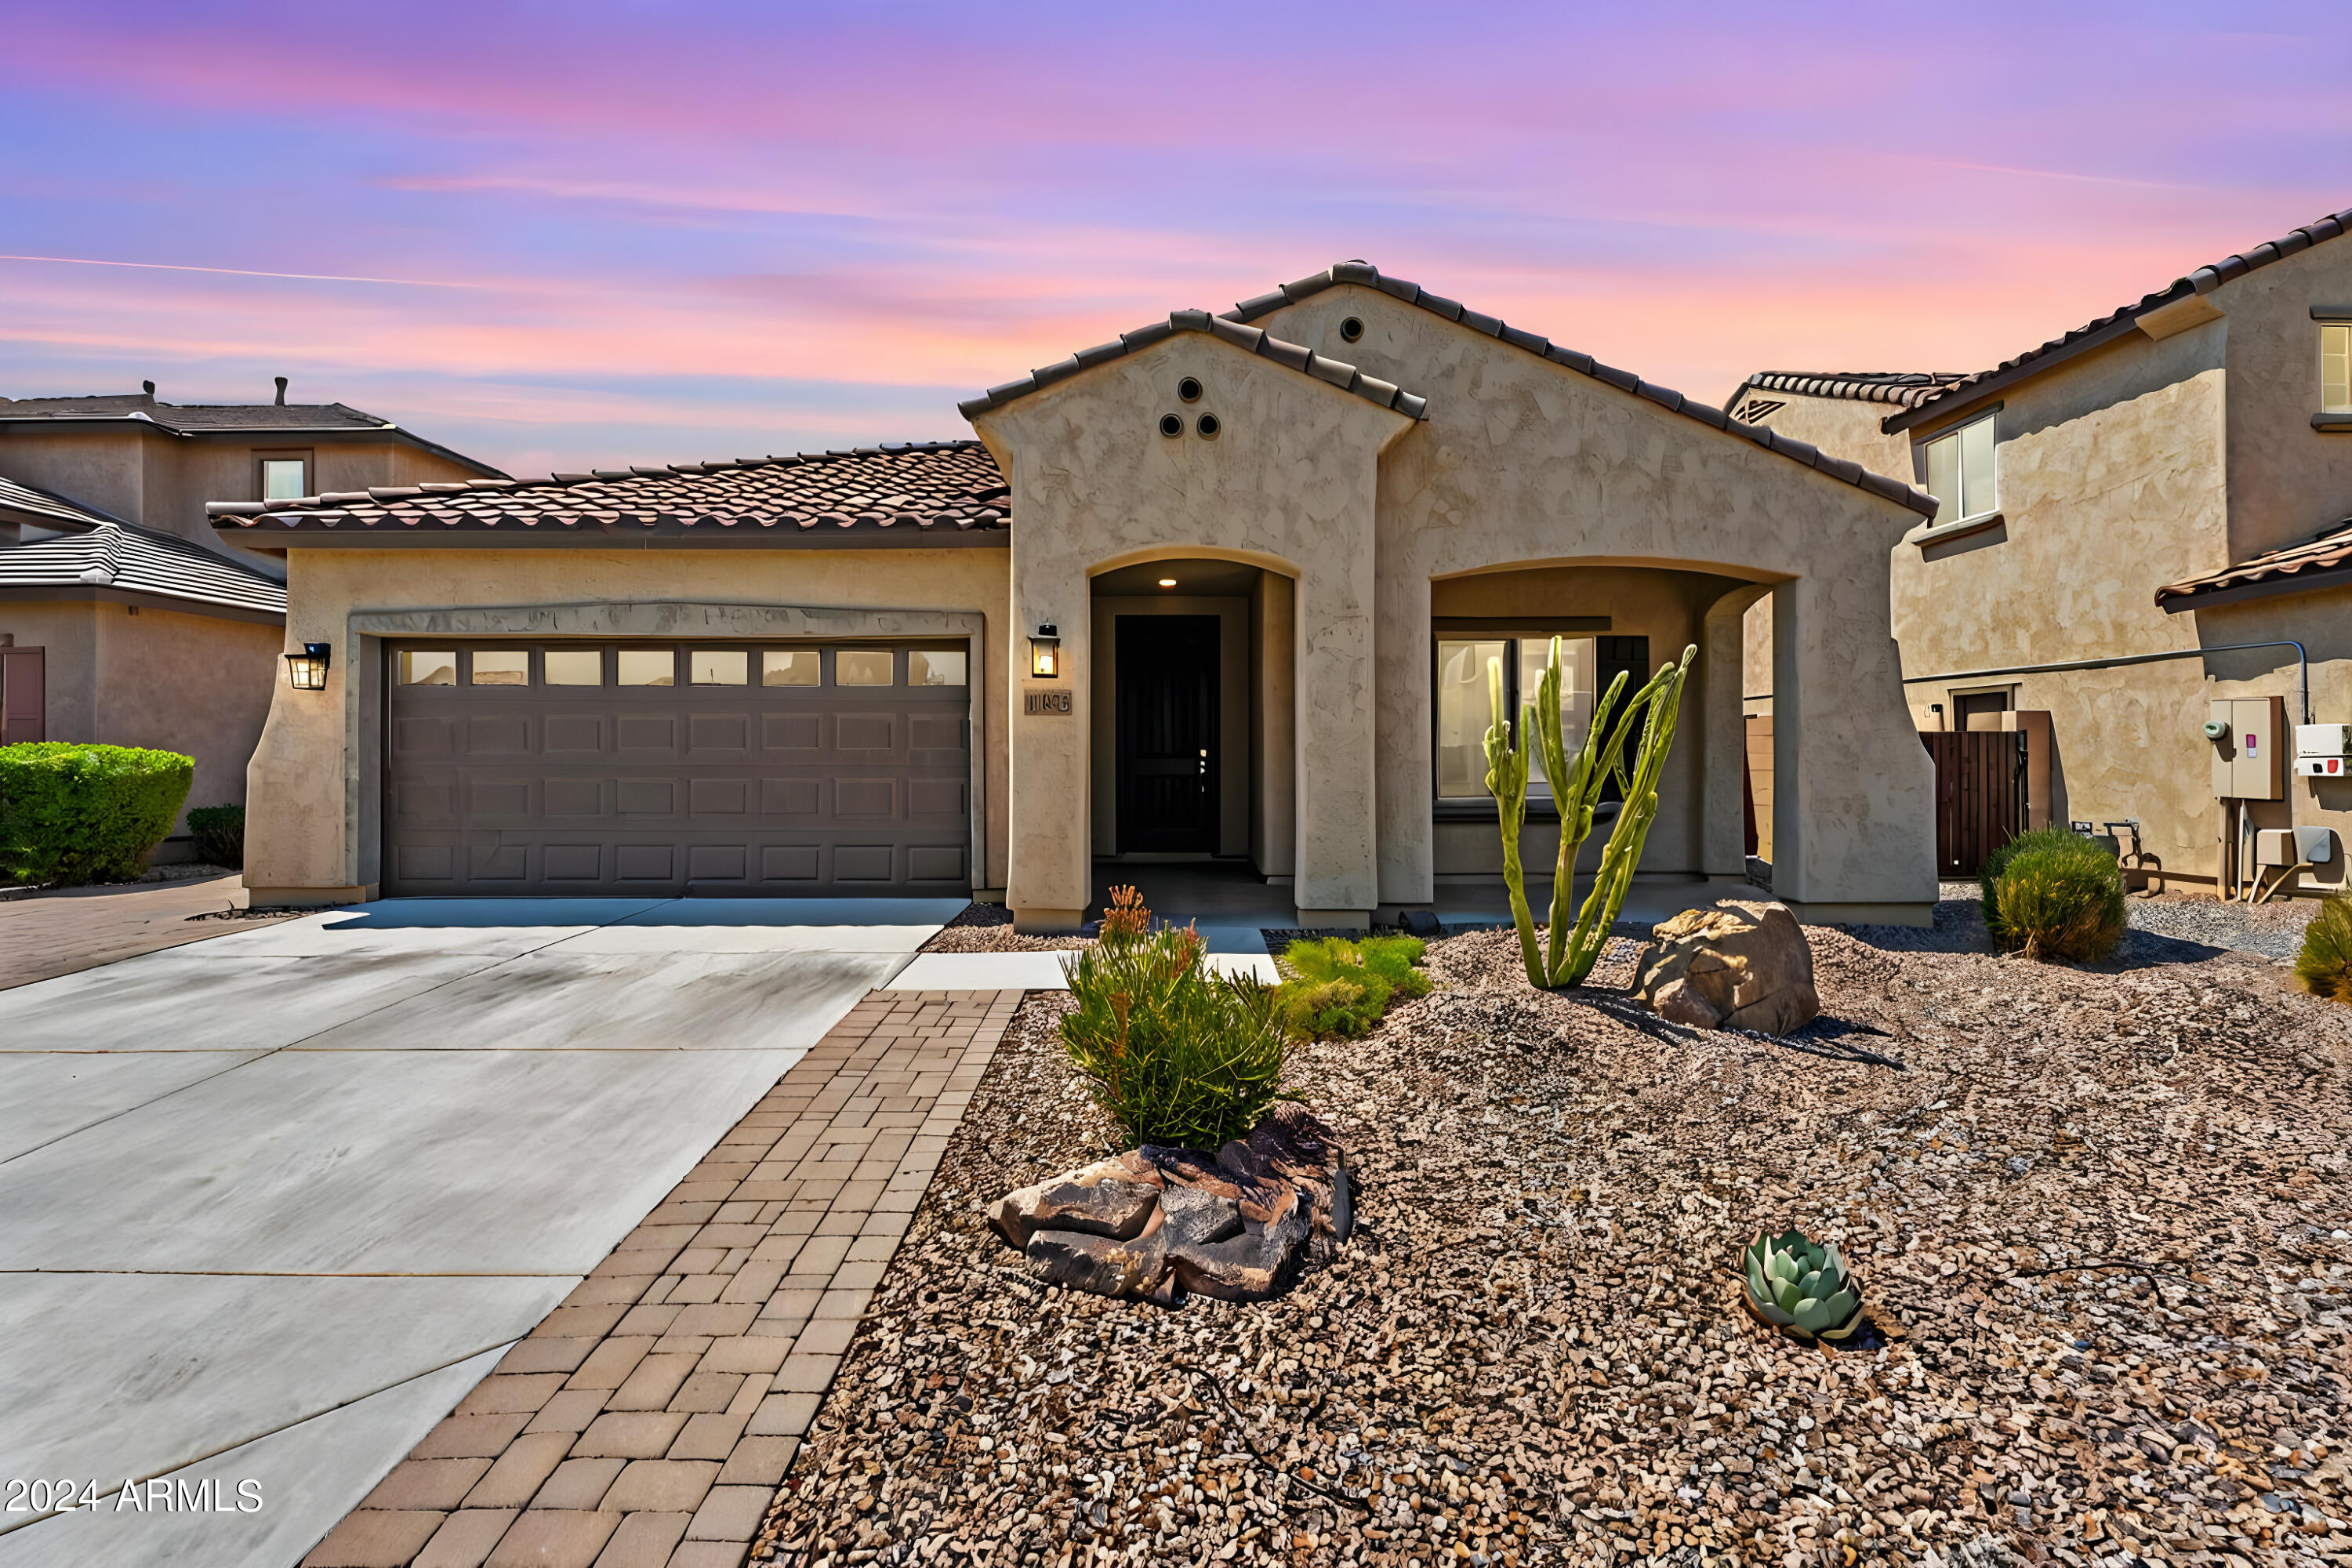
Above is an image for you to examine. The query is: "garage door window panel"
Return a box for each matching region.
[764,650,821,687]
[471,650,530,687]
[619,649,677,686]
[544,648,604,686]
[837,649,895,686]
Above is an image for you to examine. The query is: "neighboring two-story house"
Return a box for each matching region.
[1730,204,2352,896]
[0,387,503,860]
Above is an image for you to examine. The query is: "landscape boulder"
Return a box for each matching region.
[1635,898,1820,1036]
[987,1109,1349,1305]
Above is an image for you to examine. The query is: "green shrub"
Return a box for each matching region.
[0,743,194,887]
[1276,935,1432,1037]
[1991,837,2127,963]
[2294,893,2352,1004]
[186,804,245,869]
[1060,920,1291,1149]
[1979,826,2086,946]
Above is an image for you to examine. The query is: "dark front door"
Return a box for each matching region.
[1116,615,1218,853]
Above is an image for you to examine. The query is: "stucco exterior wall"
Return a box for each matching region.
[1246,285,1934,919]
[2220,238,2352,560]
[242,546,1013,901]
[0,598,276,830]
[971,332,1416,924]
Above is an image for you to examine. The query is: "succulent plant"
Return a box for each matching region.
[1739,1229,1864,1341]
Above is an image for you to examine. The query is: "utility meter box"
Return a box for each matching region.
[2210,695,2285,800]
[2256,826,2339,866]
[2296,723,2352,777]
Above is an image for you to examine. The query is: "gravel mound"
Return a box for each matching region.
[920,902,1093,953]
[753,921,2352,1566]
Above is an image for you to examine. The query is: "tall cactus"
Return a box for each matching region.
[1482,637,1697,989]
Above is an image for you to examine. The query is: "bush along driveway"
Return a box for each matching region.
[752,920,2352,1566]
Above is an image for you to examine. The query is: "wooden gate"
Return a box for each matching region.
[1920,730,2027,877]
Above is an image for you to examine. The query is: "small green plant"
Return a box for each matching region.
[1978,826,2084,947]
[186,804,245,869]
[1738,1228,1864,1341]
[1987,833,2126,963]
[1061,899,1291,1149]
[1486,637,1697,989]
[2292,891,2352,1004]
[1276,935,1432,1037]
[0,742,194,887]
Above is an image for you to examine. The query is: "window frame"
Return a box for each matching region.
[2321,323,2351,416]
[254,449,313,503]
[1917,411,1998,527]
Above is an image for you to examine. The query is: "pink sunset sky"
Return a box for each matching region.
[3,0,2347,477]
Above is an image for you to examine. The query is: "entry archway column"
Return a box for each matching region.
[1290,553,1381,927]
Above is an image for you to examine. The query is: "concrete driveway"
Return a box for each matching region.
[0,897,959,1566]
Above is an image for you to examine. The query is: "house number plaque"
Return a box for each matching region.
[1023,689,1073,716]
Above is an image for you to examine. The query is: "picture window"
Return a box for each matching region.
[260,457,307,501]
[543,649,602,685]
[837,649,895,687]
[398,650,456,686]
[617,649,675,686]
[470,650,529,687]
[763,650,821,686]
[909,649,967,687]
[1920,414,1997,524]
[1433,637,1597,800]
[689,649,748,686]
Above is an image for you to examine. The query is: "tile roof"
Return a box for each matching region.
[1220,262,1936,517]
[0,393,397,433]
[208,441,1008,541]
[1889,205,2352,433]
[0,521,287,616]
[956,310,1429,422]
[1726,371,1972,411]
[2154,519,2352,608]
[0,393,509,477]
[0,474,124,532]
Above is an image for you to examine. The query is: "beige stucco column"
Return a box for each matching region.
[1771,573,1937,916]
[970,329,1417,931]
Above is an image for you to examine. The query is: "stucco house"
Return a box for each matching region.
[0,387,503,851]
[1730,204,2352,895]
[212,263,1941,927]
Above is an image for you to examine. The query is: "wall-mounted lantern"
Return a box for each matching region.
[285,641,332,690]
[1029,625,1061,679]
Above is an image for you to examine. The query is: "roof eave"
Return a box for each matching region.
[1883,312,2158,434]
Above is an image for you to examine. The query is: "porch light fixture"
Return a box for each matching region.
[285,641,332,691]
[1158,578,1177,589]
[1029,625,1061,678]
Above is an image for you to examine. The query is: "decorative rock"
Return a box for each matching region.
[1025,1228,1167,1298]
[1634,897,1820,1036]
[987,1176,1160,1250]
[990,1109,1348,1305]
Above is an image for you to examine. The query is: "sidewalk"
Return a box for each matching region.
[0,873,272,990]
[298,989,1018,1568]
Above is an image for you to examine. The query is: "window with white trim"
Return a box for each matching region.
[1920,413,1996,524]
[260,457,307,501]
[2323,324,2350,414]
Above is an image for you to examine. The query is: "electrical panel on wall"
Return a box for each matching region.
[2209,696,2285,800]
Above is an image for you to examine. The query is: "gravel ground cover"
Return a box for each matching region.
[922,902,1094,953]
[1939,880,2325,966]
[755,906,2352,1568]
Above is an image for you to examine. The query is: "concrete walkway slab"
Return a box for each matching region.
[543,922,939,955]
[611,895,971,927]
[0,950,521,1052]
[0,1344,506,1568]
[0,1046,813,1275]
[285,949,905,1051]
[887,950,1074,989]
[0,1274,561,1496]
[0,1050,270,1162]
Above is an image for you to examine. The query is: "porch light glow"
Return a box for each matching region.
[1029,626,1060,678]
[284,641,332,691]
[1158,578,1177,588]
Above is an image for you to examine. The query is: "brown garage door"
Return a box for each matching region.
[384,641,972,897]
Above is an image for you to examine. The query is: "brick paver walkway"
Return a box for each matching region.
[0,872,277,990]
[301,988,1019,1568]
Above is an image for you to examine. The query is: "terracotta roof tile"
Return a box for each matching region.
[0,474,125,532]
[2154,519,2352,607]
[956,312,1428,423]
[0,521,285,615]
[208,441,1007,542]
[1726,371,1970,411]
